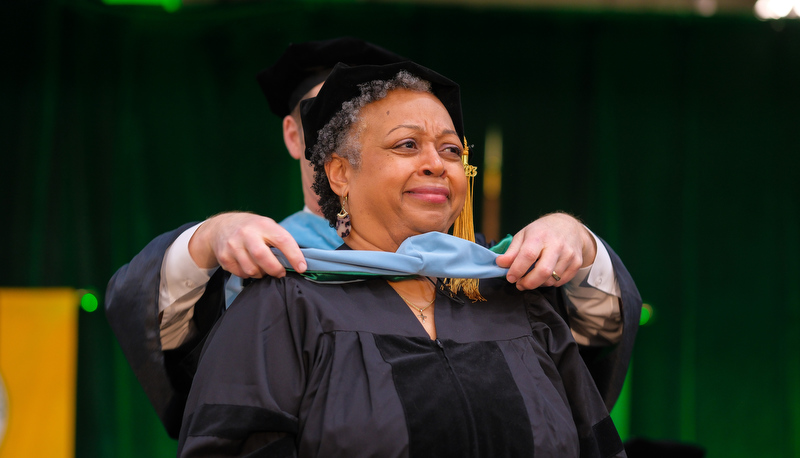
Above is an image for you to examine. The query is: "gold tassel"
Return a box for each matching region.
[447,137,486,302]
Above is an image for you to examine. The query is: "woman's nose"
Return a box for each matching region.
[420,145,444,176]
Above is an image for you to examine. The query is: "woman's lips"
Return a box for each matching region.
[406,186,449,204]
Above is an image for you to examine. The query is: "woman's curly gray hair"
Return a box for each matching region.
[309,70,433,226]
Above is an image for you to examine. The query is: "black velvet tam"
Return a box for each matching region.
[256,37,406,118]
[300,60,465,161]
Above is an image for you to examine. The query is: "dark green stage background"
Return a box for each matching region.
[2,0,799,456]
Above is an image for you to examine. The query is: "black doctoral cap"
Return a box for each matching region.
[299,60,464,161]
[256,37,406,118]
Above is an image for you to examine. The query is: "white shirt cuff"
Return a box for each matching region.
[159,223,217,350]
[563,230,623,346]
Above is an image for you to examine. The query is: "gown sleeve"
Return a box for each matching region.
[177,276,309,458]
[523,289,627,458]
[105,222,228,438]
[578,238,642,412]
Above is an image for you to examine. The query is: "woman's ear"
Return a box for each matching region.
[283,115,304,160]
[325,154,350,197]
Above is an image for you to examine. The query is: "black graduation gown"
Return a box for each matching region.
[106,223,640,440]
[177,274,626,458]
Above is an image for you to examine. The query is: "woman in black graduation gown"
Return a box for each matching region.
[177,60,627,458]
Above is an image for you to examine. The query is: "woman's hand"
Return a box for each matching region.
[188,212,307,278]
[495,213,596,291]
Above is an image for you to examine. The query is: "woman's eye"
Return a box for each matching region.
[395,140,416,149]
[442,146,462,156]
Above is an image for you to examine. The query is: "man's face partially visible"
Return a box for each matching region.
[290,82,324,212]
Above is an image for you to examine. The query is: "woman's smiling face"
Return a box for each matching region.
[330,88,467,252]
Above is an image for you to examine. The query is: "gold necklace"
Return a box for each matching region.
[396,292,435,323]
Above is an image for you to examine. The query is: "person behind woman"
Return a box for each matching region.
[177,60,627,458]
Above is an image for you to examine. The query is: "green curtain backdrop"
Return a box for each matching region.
[2,1,799,456]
